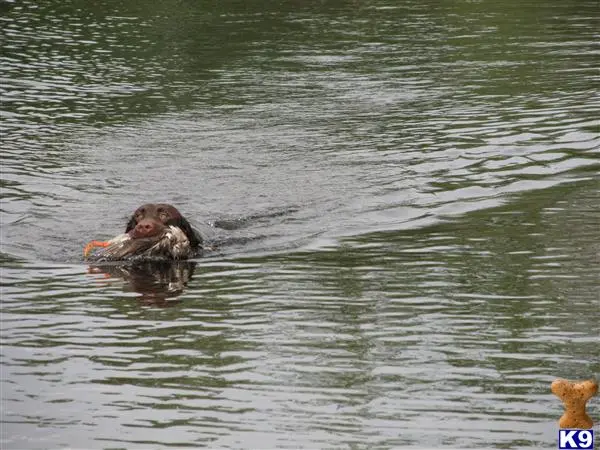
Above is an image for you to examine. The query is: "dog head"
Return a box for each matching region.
[125,203,201,249]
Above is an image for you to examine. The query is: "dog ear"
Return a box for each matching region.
[168,217,202,248]
[125,215,137,233]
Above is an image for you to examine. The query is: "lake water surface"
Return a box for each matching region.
[1,0,599,448]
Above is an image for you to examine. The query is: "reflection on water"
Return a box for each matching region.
[88,260,197,305]
[1,0,599,448]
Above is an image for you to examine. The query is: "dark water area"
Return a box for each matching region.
[1,0,599,448]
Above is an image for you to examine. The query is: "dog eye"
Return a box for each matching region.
[159,212,168,221]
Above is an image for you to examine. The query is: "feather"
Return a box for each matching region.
[86,226,193,261]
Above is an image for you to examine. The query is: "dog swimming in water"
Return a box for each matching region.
[84,203,202,261]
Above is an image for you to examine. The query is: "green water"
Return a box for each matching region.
[1,0,598,448]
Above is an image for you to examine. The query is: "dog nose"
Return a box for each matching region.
[136,222,154,232]
[131,219,163,238]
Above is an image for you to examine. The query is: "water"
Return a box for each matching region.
[1,0,599,448]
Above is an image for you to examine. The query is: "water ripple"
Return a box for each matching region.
[2,0,599,448]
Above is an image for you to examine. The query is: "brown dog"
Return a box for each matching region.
[125,203,202,248]
[85,203,202,261]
